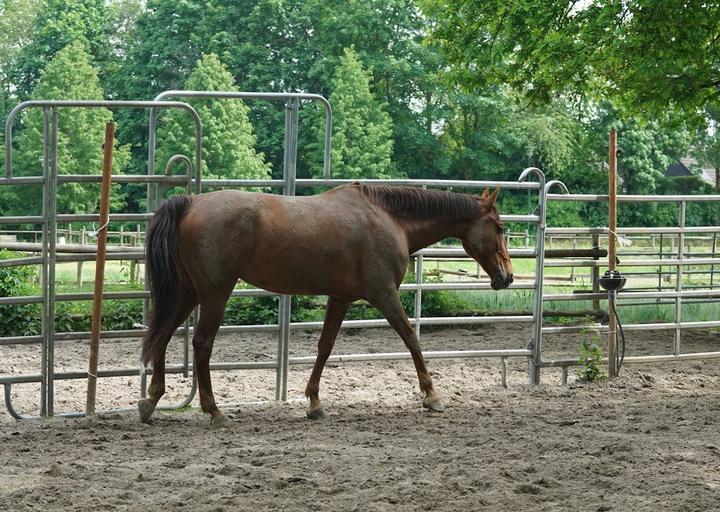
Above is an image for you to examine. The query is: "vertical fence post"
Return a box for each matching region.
[77,228,85,286]
[592,232,600,312]
[130,225,138,284]
[86,123,115,416]
[39,107,51,417]
[658,233,664,299]
[414,185,427,339]
[45,108,59,416]
[711,232,717,289]
[414,254,423,339]
[674,201,686,356]
[276,97,299,401]
[607,130,618,378]
[570,235,577,282]
[523,168,547,386]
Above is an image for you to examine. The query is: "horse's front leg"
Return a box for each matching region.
[305,296,350,419]
[193,298,228,427]
[367,288,444,412]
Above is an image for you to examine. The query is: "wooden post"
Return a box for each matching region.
[608,130,618,378]
[86,122,115,416]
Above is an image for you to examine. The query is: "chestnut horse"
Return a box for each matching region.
[138,183,513,426]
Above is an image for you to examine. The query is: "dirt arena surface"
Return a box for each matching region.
[1,325,719,511]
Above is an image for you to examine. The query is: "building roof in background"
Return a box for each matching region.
[666,157,716,186]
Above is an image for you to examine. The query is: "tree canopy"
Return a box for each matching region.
[1,42,128,215]
[314,47,395,180]
[0,0,716,228]
[156,53,271,183]
[422,0,720,115]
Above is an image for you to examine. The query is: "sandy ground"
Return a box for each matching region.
[1,325,719,511]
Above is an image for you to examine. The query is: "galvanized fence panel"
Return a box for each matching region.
[541,193,720,376]
[4,92,718,419]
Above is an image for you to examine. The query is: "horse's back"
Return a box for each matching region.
[177,186,408,298]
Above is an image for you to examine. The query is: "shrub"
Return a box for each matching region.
[0,250,41,336]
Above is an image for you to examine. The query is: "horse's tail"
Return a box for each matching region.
[142,195,192,365]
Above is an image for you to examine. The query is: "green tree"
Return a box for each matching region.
[10,0,112,97]
[422,0,720,114]
[437,87,582,181]
[578,108,693,226]
[155,53,271,183]
[117,0,444,179]
[0,0,40,103]
[691,107,720,192]
[104,0,145,100]
[438,89,522,181]
[1,42,128,215]
[312,47,394,179]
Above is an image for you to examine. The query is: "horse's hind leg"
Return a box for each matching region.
[193,296,230,428]
[139,286,198,423]
[305,297,350,419]
[367,289,444,412]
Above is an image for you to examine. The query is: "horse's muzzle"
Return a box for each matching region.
[491,270,513,290]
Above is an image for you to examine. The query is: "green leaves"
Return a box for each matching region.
[0,250,40,337]
[3,42,129,215]
[423,0,720,115]
[577,332,606,382]
[311,47,395,180]
[156,53,271,183]
[10,0,113,97]
[0,0,715,229]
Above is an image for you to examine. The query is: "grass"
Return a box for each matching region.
[54,260,138,286]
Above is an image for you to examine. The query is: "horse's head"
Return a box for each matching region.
[461,188,514,290]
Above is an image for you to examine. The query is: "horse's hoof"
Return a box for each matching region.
[423,398,445,413]
[306,406,327,420]
[138,399,156,423]
[211,413,230,429]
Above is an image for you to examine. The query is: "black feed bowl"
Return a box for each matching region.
[599,270,626,291]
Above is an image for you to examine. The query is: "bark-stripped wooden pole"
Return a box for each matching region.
[608,130,618,378]
[86,122,115,416]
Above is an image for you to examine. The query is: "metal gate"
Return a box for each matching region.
[1,92,557,419]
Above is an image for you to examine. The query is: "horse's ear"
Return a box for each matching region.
[488,187,500,206]
[480,188,490,199]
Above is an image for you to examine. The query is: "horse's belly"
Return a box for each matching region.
[239,255,362,298]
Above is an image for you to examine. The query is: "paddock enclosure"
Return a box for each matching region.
[1,93,720,510]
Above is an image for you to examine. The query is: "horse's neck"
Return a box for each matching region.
[400,217,466,254]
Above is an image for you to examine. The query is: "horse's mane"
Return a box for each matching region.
[360,184,482,220]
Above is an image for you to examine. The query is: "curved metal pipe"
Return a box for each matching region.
[164,154,194,177]
[518,166,545,183]
[157,372,198,411]
[4,383,30,420]
[545,179,569,194]
[5,100,201,181]
[152,90,333,180]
